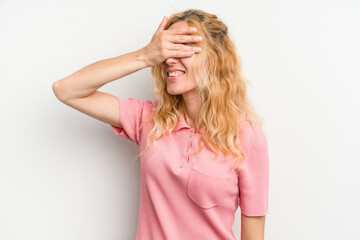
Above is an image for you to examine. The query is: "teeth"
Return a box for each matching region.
[168,71,185,77]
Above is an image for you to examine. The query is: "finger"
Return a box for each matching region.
[166,42,201,53]
[167,35,202,44]
[167,50,196,58]
[155,16,168,35]
[167,26,197,35]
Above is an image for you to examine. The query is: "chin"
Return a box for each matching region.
[166,88,183,96]
[167,91,182,96]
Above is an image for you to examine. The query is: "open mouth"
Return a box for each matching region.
[166,70,186,81]
[167,70,186,77]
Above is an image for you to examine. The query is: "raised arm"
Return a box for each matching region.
[52,49,149,128]
[52,16,201,128]
[52,49,148,102]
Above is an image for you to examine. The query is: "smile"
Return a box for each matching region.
[167,72,185,81]
[168,71,185,77]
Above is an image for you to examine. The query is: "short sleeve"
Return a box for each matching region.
[110,97,153,145]
[238,126,269,216]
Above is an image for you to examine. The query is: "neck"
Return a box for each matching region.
[180,101,201,129]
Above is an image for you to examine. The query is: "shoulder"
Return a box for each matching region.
[236,120,269,174]
[126,97,154,107]
[118,97,155,128]
[238,120,268,153]
[125,97,154,115]
[143,99,155,119]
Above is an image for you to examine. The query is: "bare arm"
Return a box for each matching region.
[52,49,149,128]
[52,16,201,128]
[241,214,266,240]
[52,49,148,102]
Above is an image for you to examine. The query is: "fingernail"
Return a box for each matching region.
[191,27,197,32]
[195,47,201,51]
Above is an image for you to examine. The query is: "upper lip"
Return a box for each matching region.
[166,68,186,76]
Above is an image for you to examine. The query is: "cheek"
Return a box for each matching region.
[160,64,167,77]
[160,63,166,71]
[181,58,194,72]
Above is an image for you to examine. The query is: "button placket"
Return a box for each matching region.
[180,129,195,168]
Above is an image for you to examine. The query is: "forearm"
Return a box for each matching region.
[241,214,266,240]
[52,47,148,101]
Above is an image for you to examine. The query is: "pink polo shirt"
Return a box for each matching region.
[110,97,269,240]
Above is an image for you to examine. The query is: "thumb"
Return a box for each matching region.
[155,16,168,35]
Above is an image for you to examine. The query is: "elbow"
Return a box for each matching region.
[52,80,68,102]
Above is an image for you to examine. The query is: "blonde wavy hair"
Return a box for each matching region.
[137,9,263,171]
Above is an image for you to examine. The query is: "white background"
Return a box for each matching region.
[1,0,359,239]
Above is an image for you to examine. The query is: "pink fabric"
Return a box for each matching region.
[110,97,269,240]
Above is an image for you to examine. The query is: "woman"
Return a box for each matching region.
[53,9,269,240]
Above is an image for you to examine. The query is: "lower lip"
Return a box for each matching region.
[167,73,185,81]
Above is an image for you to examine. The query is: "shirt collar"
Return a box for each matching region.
[174,112,205,134]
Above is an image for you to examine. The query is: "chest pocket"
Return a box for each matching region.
[187,165,231,209]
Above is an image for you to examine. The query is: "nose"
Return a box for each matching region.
[165,57,179,65]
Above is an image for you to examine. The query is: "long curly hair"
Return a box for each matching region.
[138,9,263,171]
